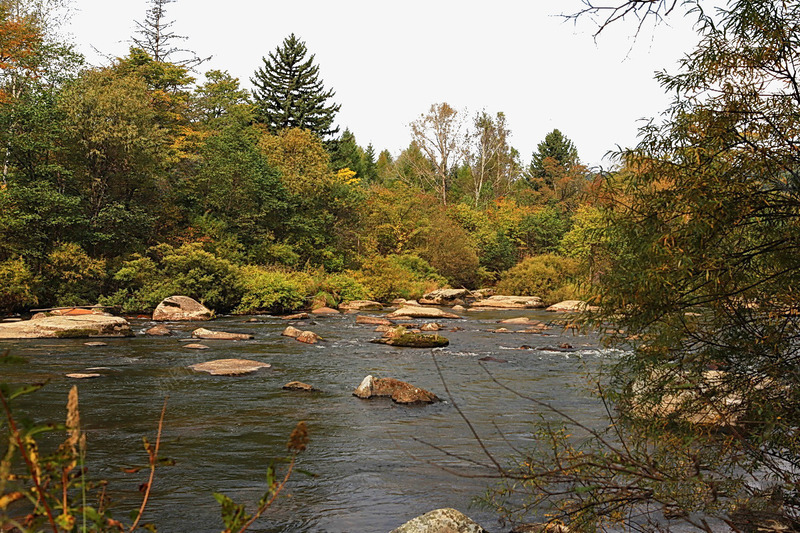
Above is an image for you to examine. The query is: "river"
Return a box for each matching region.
[0,308,612,532]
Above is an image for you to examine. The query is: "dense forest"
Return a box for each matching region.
[0,0,601,316]
[4,0,800,531]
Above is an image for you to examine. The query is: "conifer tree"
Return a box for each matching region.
[251,34,340,138]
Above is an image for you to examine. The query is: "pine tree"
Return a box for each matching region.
[131,0,207,67]
[251,34,340,138]
[528,129,578,178]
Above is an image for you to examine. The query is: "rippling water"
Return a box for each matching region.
[1,309,613,532]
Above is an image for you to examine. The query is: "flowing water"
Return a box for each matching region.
[0,309,614,532]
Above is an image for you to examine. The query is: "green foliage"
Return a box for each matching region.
[40,242,106,307]
[496,254,580,304]
[355,254,444,302]
[251,33,340,137]
[235,267,313,315]
[101,243,243,313]
[0,258,37,313]
[527,128,578,179]
[309,271,367,307]
[518,206,571,255]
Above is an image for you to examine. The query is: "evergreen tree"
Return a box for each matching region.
[131,0,207,67]
[329,128,364,177]
[251,34,340,138]
[528,128,579,178]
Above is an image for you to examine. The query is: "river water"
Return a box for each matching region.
[0,308,613,532]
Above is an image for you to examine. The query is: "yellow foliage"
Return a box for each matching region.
[336,167,359,185]
[258,128,333,195]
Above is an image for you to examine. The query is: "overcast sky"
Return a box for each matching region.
[63,1,700,169]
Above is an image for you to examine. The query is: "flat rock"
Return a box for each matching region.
[545,300,599,313]
[311,306,340,315]
[184,343,210,350]
[83,341,108,347]
[282,312,310,320]
[353,375,439,404]
[471,295,545,309]
[145,325,171,336]
[499,317,543,325]
[66,373,102,379]
[372,327,449,348]
[389,508,488,533]
[152,296,213,321]
[338,300,383,311]
[419,289,470,306]
[191,328,254,341]
[0,314,133,339]
[356,315,394,326]
[386,306,460,319]
[189,358,271,376]
[420,322,442,331]
[283,381,316,391]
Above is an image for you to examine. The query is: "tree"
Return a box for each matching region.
[527,128,579,178]
[464,110,520,207]
[487,2,800,531]
[131,0,207,67]
[409,102,466,205]
[251,33,340,138]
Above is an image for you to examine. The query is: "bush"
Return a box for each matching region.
[496,254,581,305]
[100,243,243,313]
[40,243,107,307]
[236,267,313,314]
[355,254,444,302]
[0,258,38,313]
[308,271,368,308]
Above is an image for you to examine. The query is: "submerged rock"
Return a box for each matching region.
[283,381,317,391]
[0,314,132,339]
[66,373,102,379]
[191,328,254,341]
[353,375,439,404]
[189,358,271,376]
[389,507,488,533]
[183,343,210,350]
[152,296,213,321]
[83,341,108,347]
[356,315,394,326]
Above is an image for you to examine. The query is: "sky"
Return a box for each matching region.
[62,0,701,169]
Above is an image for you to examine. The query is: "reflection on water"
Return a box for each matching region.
[1,309,613,532]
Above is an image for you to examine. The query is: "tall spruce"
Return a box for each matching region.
[251,34,340,138]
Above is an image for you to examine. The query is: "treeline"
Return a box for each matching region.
[0,1,604,314]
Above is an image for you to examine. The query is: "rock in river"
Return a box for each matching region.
[338,300,383,311]
[371,328,449,348]
[283,381,317,391]
[191,328,254,341]
[152,296,213,321]
[471,295,545,309]
[545,300,599,313]
[386,306,460,320]
[353,375,439,404]
[189,359,271,376]
[389,508,488,533]
[0,314,132,339]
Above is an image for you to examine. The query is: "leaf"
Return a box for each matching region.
[213,492,251,532]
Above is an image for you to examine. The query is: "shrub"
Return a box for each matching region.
[0,258,38,313]
[40,243,107,307]
[308,271,368,308]
[236,267,313,314]
[496,254,581,305]
[100,243,243,313]
[354,254,444,302]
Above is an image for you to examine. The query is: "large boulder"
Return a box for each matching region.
[353,375,439,404]
[545,300,599,313]
[371,329,450,348]
[386,306,461,319]
[191,328,254,341]
[339,300,383,311]
[471,295,545,309]
[389,508,488,533]
[0,314,132,339]
[152,296,213,321]
[189,359,271,376]
[419,289,471,306]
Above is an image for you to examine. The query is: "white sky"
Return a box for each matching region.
[63,0,701,169]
